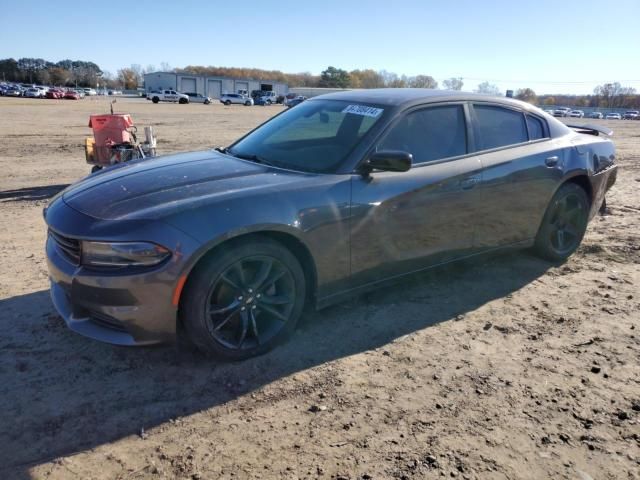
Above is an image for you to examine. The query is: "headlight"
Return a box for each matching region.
[82,241,170,267]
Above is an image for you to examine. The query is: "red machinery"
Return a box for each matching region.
[85,106,156,172]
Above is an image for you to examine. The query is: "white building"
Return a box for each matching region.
[143,72,288,99]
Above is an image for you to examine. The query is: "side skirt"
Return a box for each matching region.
[314,239,534,310]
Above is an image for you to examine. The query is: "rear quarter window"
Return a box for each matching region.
[526,114,547,140]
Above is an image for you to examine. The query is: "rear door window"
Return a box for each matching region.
[377,105,467,164]
[473,105,528,150]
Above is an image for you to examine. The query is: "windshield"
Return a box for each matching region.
[228,99,385,173]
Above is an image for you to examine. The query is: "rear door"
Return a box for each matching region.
[470,103,565,247]
[350,103,484,286]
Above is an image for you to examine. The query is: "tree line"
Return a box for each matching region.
[2,58,637,108]
[514,83,639,109]
[0,57,163,89]
[0,58,104,87]
[178,65,465,91]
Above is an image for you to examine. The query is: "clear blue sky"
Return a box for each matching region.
[2,0,639,95]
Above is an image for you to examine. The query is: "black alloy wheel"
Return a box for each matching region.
[182,238,305,359]
[534,183,590,261]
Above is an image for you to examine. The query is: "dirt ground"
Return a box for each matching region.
[0,96,638,480]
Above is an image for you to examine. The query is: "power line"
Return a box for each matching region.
[451,77,640,85]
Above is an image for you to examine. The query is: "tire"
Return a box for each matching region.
[179,98,188,104]
[245,101,251,106]
[204,99,210,105]
[152,96,159,103]
[181,237,306,360]
[266,100,272,105]
[534,183,590,262]
[224,100,231,105]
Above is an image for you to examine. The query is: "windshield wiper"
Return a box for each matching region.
[229,152,274,167]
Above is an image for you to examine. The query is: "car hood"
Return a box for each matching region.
[61,150,313,221]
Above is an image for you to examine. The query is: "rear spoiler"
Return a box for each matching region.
[567,124,613,137]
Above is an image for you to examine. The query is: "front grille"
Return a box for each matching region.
[49,229,81,264]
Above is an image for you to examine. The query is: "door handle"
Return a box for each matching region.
[460,176,480,190]
[545,156,559,167]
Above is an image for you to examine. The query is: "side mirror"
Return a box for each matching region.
[365,150,412,173]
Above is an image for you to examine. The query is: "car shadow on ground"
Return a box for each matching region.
[0,184,69,203]
[0,250,551,479]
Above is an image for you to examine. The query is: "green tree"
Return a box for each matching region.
[319,66,351,88]
[48,67,72,86]
[443,77,464,90]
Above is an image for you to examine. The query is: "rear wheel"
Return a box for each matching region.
[224,100,231,105]
[181,238,306,360]
[534,183,590,261]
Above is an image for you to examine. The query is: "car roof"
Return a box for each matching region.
[314,88,536,109]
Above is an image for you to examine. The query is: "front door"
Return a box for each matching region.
[350,103,483,288]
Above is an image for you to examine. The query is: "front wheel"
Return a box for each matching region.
[152,96,159,103]
[179,98,188,104]
[224,100,231,105]
[534,183,590,262]
[245,101,251,106]
[181,238,306,360]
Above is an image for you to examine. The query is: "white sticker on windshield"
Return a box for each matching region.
[342,104,384,118]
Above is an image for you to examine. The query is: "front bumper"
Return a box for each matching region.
[46,234,178,345]
[44,199,199,346]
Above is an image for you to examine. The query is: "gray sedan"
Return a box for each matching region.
[44,89,617,359]
[185,92,212,104]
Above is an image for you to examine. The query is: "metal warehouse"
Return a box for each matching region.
[143,72,288,99]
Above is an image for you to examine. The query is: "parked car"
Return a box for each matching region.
[148,89,190,104]
[605,113,621,120]
[569,110,584,118]
[184,92,212,104]
[44,90,617,360]
[622,110,639,120]
[46,88,65,99]
[64,90,80,100]
[83,88,97,96]
[553,107,571,117]
[589,112,603,119]
[24,88,43,98]
[254,91,277,105]
[220,93,253,106]
[4,86,23,97]
[286,95,307,108]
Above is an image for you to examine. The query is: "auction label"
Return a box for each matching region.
[342,105,384,118]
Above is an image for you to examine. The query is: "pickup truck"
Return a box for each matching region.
[148,89,190,104]
[251,90,278,105]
